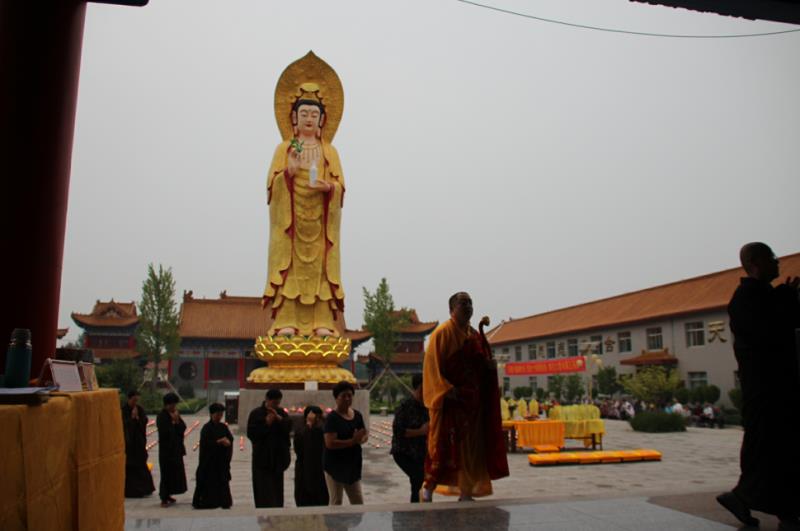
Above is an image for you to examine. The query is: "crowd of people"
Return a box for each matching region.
[120,291,508,509]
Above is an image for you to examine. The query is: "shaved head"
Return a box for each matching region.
[739,242,779,281]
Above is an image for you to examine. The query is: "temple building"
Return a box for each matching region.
[487,252,800,406]
[71,300,139,361]
[173,291,372,393]
[357,310,438,384]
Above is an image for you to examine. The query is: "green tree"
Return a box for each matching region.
[95,359,142,403]
[362,278,410,392]
[597,366,622,396]
[704,384,721,404]
[728,388,743,412]
[564,374,585,403]
[548,375,565,401]
[622,366,681,406]
[136,264,180,389]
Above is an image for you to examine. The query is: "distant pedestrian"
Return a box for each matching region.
[294,405,329,507]
[192,403,233,509]
[391,373,429,503]
[156,392,187,507]
[247,388,291,508]
[323,381,368,505]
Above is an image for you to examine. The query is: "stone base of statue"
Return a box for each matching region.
[246,334,356,386]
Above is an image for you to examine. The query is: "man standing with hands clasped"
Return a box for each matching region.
[247,388,291,508]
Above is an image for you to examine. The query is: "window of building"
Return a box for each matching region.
[528,344,536,360]
[688,371,708,389]
[503,377,510,395]
[502,347,509,354]
[567,338,578,356]
[685,321,705,347]
[646,327,663,351]
[515,345,522,361]
[557,342,566,357]
[590,334,603,354]
[529,376,538,390]
[209,358,238,380]
[546,341,556,359]
[618,331,632,353]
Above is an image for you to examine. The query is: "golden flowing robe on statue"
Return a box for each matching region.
[263,139,345,336]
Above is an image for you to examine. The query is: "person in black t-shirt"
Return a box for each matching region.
[323,381,367,505]
[391,373,429,502]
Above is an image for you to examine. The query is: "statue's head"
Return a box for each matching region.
[291,82,326,138]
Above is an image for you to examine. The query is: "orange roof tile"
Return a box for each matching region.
[390,309,438,334]
[179,292,271,340]
[345,329,372,342]
[620,349,679,366]
[72,299,139,328]
[488,252,800,346]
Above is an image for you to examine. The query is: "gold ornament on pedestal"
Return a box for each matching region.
[248,51,355,385]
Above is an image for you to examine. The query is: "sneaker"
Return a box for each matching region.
[716,492,759,527]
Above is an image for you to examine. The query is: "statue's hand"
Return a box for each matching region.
[286,148,300,178]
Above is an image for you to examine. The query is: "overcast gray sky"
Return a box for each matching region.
[61,0,800,344]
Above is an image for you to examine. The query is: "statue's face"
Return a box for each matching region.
[295,103,322,136]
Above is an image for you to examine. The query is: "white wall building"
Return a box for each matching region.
[487,252,800,407]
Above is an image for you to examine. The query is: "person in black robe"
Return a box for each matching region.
[157,392,187,507]
[391,373,429,503]
[247,388,291,507]
[294,405,329,507]
[717,242,800,528]
[192,403,233,509]
[122,389,155,497]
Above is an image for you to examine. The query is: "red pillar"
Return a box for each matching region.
[237,358,246,389]
[0,1,87,377]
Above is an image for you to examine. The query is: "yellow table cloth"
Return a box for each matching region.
[0,389,125,531]
[502,420,565,449]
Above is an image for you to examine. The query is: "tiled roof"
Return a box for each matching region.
[72,299,139,328]
[179,292,271,340]
[345,329,372,342]
[488,252,800,346]
[391,309,438,334]
[620,349,679,366]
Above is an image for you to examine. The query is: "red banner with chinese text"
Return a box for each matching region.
[504,356,586,376]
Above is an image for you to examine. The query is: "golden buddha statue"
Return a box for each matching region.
[249,51,355,385]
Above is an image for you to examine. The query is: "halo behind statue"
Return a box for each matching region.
[274,51,344,142]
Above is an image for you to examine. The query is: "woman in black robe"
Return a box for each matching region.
[156,392,187,507]
[122,389,155,497]
[294,405,329,506]
[192,403,234,509]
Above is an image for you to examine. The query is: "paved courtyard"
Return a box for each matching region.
[126,416,746,518]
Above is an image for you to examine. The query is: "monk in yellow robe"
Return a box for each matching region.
[262,86,345,337]
[422,292,508,501]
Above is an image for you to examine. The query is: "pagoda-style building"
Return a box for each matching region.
[71,300,139,361]
[174,291,372,393]
[360,310,438,382]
